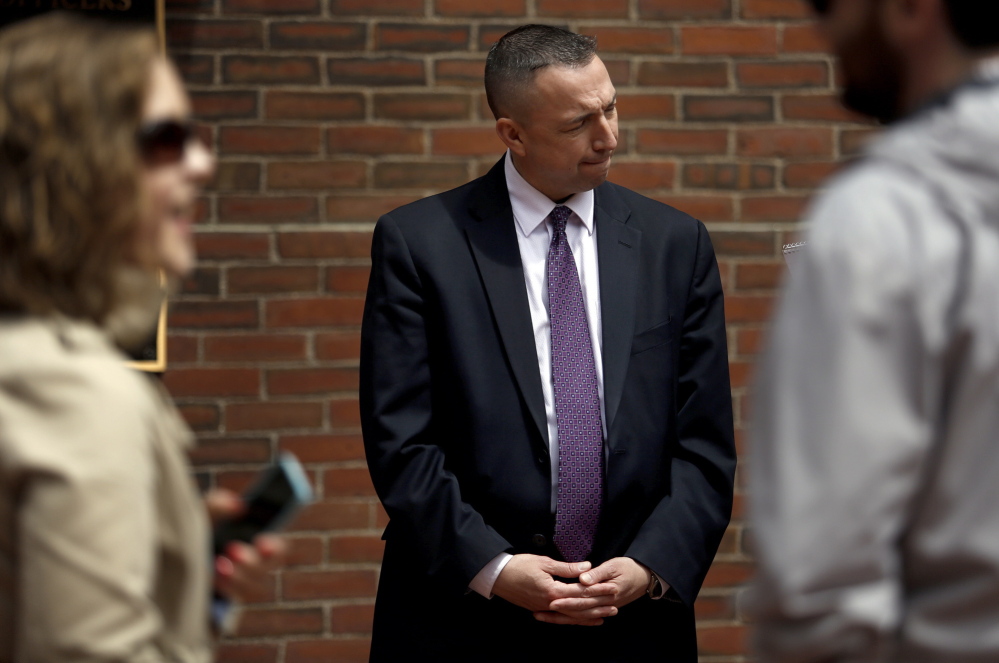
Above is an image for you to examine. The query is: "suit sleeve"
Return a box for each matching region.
[360,215,512,592]
[626,220,737,605]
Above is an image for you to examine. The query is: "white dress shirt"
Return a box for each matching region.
[469,153,606,598]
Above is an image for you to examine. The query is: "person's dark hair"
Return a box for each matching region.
[484,24,597,120]
[0,13,158,323]
[943,0,999,50]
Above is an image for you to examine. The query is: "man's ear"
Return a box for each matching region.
[495,117,527,157]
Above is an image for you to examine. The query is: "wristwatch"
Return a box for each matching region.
[646,569,665,600]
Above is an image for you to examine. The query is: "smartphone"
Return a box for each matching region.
[212,452,313,555]
[211,452,313,633]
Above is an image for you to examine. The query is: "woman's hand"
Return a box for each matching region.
[204,489,288,602]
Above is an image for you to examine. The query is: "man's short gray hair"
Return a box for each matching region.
[484,24,597,120]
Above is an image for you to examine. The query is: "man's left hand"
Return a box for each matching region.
[536,557,650,624]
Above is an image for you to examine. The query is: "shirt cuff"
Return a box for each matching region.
[468,552,514,599]
[649,570,671,600]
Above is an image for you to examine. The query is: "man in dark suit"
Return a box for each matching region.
[360,24,736,662]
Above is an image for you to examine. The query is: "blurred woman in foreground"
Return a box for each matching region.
[0,13,280,661]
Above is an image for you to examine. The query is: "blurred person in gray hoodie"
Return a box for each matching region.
[750,0,999,661]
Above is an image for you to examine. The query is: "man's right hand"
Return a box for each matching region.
[491,554,617,626]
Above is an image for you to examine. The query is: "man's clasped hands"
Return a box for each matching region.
[492,554,652,625]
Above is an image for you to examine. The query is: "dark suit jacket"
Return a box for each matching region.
[360,157,736,662]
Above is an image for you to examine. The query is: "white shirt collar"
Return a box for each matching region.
[504,150,595,238]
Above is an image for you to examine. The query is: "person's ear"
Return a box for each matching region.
[881,0,943,49]
[495,117,527,157]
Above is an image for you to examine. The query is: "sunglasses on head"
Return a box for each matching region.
[137,119,198,165]
[807,0,832,14]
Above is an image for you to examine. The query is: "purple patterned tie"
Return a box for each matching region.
[548,205,603,563]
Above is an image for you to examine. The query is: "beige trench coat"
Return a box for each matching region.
[0,315,212,662]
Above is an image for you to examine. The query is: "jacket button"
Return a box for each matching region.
[532,534,546,548]
[536,455,546,465]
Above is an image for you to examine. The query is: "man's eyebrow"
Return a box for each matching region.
[566,95,618,125]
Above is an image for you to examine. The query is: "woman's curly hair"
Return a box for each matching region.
[0,13,158,323]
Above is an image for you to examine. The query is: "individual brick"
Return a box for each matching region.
[373,93,472,121]
[209,163,260,192]
[269,22,367,51]
[223,0,320,12]
[330,605,376,634]
[736,127,833,158]
[222,56,320,85]
[280,434,365,463]
[265,297,366,328]
[285,639,371,662]
[226,402,325,432]
[167,19,263,49]
[170,301,260,330]
[375,23,470,52]
[374,162,469,189]
[783,161,840,188]
[265,91,366,121]
[579,27,674,54]
[736,61,828,88]
[278,231,372,259]
[639,0,730,19]
[742,195,810,221]
[326,266,370,294]
[329,126,425,155]
[218,196,319,225]
[618,93,676,121]
[163,368,261,398]
[194,233,271,260]
[684,95,774,122]
[228,266,320,294]
[330,0,423,14]
[435,58,486,88]
[710,230,776,257]
[683,163,775,190]
[637,62,728,88]
[682,26,778,56]
[328,57,426,86]
[608,161,676,190]
[204,334,308,362]
[657,195,734,222]
[636,129,729,156]
[172,54,213,85]
[190,91,257,121]
[267,161,367,190]
[432,128,503,156]
[783,94,866,122]
[435,0,525,17]
[235,608,324,637]
[742,0,811,19]
[267,368,360,395]
[219,126,321,156]
[537,0,627,18]
[782,24,829,53]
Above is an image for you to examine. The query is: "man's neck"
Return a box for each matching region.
[509,152,570,203]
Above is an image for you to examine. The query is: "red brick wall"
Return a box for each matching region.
[163,1,868,660]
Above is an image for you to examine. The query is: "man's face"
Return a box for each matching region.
[816,0,905,123]
[508,56,619,201]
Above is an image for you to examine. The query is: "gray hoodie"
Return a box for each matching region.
[750,58,999,663]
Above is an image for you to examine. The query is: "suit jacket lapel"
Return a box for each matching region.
[595,183,640,437]
[464,157,549,448]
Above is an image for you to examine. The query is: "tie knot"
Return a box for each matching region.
[550,205,571,234]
